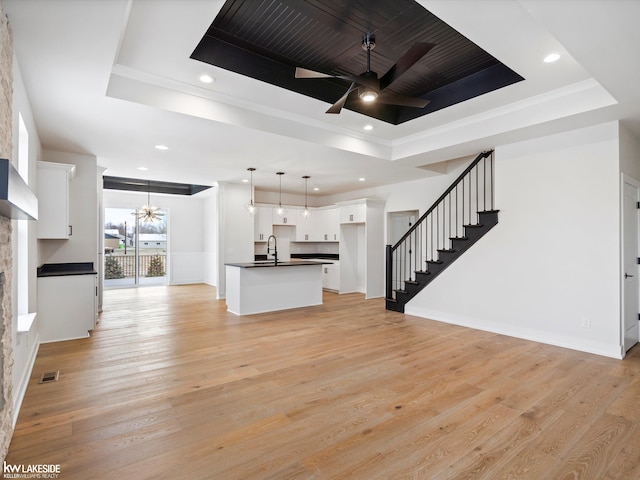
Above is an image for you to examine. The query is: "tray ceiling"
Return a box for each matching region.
[191,0,524,125]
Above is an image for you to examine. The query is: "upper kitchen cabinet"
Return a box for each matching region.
[254,206,273,241]
[37,161,75,239]
[295,209,313,241]
[272,210,296,226]
[316,207,339,241]
[339,202,366,224]
[295,206,339,242]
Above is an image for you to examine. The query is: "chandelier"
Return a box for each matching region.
[133,180,165,222]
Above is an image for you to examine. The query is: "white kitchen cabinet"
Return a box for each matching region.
[296,209,313,241]
[323,264,340,291]
[254,206,273,241]
[272,210,297,226]
[338,199,385,298]
[296,207,339,242]
[37,161,75,239]
[339,202,366,224]
[319,207,339,241]
[37,264,98,343]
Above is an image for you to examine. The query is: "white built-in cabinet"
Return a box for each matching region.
[252,199,384,297]
[273,210,296,226]
[338,199,385,298]
[254,205,339,242]
[323,264,340,291]
[254,206,273,241]
[295,207,339,242]
[37,273,98,342]
[317,208,339,241]
[339,202,366,224]
[37,161,76,239]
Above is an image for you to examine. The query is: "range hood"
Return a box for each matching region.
[0,158,37,220]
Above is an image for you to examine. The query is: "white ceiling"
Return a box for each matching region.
[3,0,640,197]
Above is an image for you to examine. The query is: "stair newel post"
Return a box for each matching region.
[385,245,393,300]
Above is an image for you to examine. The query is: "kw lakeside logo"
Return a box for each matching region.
[2,462,61,479]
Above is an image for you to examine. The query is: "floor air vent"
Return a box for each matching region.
[39,371,60,384]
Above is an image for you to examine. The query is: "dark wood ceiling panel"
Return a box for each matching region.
[191,0,524,124]
[103,177,211,196]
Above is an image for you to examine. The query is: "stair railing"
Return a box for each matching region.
[386,150,495,301]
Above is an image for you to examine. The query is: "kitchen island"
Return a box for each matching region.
[225,260,327,315]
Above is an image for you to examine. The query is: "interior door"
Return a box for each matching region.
[623,180,639,352]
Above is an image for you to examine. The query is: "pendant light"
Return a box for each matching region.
[133,179,165,222]
[274,172,286,217]
[245,167,256,216]
[302,175,311,218]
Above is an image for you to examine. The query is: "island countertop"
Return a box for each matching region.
[225,260,332,268]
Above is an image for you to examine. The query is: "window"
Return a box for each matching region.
[17,113,35,333]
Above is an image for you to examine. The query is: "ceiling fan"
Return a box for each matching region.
[295,33,435,114]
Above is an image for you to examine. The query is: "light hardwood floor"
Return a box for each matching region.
[7,285,640,479]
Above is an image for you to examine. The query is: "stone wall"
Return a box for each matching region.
[0,0,15,462]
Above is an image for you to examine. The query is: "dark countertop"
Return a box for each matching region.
[225,260,330,268]
[291,253,339,260]
[255,253,339,261]
[37,262,97,277]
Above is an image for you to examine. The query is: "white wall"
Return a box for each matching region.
[214,182,254,298]
[10,56,41,424]
[405,122,623,358]
[620,124,640,180]
[202,188,218,286]
[103,189,206,285]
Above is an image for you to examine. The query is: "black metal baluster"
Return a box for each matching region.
[448,193,452,244]
[490,151,495,210]
[455,184,459,238]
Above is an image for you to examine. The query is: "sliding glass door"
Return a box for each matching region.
[104,207,168,288]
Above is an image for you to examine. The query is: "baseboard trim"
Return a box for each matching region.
[404,306,623,360]
[13,334,40,428]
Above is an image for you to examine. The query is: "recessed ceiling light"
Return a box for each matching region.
[313,187,320,191]
[363,124,373,131]
[137,166,148,171]
[544,53,560,63]
[242,178,248,183]
[155,145,169,151]
[359,178,366,182]
[199,74,214,84]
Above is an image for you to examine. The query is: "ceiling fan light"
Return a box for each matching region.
[359,87,378,102]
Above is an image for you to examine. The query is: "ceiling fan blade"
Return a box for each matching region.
[379,42,436,90]
[296,66,378,90]
[377,91,430,108]
[326,82,357,114]
[295,67,335,79]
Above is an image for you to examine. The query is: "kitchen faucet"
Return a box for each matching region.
[267,235,278,264]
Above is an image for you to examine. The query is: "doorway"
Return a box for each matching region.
[388,210,419,246]
[388,210,419,292]
[622,175,639,352]
[104,207,169,288]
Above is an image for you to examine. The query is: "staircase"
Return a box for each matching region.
[386,151,498,312]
